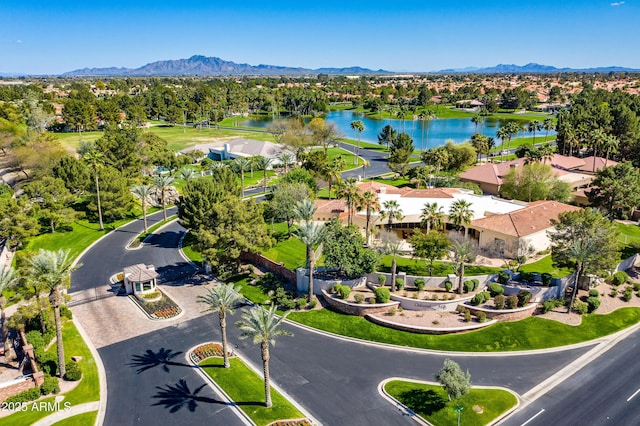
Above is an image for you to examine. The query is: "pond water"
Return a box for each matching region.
[241,110,555,150]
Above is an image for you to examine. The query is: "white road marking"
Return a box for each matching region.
[521,408,546,426]
[627,388,640,402]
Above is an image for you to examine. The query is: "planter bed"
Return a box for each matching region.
[129,289,182,319]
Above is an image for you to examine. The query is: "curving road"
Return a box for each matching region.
[69,209,605,425]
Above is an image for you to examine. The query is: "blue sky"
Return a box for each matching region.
[2,1,639,74]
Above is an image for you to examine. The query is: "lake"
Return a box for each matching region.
[241,110,555,150]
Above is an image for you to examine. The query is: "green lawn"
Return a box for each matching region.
[617,222,640,246]
[51,411,98,426]
[385,380,517,426]
[227,274,272,305]
[378,255,501,277]
[181,232,203,266]
[0,321,99,425]
[199,357,305,426]
[262,236,307,270]
[286,307,640,352]
[518,255,574,278]
[490,135,557,152]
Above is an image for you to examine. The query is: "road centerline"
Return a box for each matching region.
[521,408,545,426]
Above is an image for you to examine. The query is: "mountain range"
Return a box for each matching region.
[29,56,640,77]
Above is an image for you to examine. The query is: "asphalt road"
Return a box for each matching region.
[504,327,640,426]
[70,211,597,425]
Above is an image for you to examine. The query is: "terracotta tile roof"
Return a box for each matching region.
[399,188,458,198]
[314,199,346,214]
[550,154,585,170]
[577,156,618,173]
[471,200,580,237]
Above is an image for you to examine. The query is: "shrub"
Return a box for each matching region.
[471,291,490,306]
[332,283,342,294]
[59,306,73,320]
[588,289,600,298]
[475,311,487,323]
[587,296,601,313]
[541,273,553,286]
[354,293,365,304]
[308,299,317,309]
[613,271,629,286]
[471,279,479,291]
[337,285,351,300]
[506,295,518,309]
[497,271,510,284]
[463,280,474,293]
[463,309,472,322]
[489,283,504,297]
[449,294,457,300]
[64,361,82,381]
[444,280,452,292]
[517,290,532,307]
[387,308,396,316]
[412,293,418,299]
[494,294,505,310]
[374,287,391,303]
[431,294,437,301]
[41,375,60,395]
[5,387,41,404]
[26,330,45,349]
[414,279,425,292]
[542,300,556,313]
[610,289,618,298]
[280,297,296,310]
[295,298,306,310]
[37,351,58,376]
[572,300,588,315]
[623,286,633,302]
[634,282,640,292]
[378,275,387,286]
[395,279,404,291]
[519,272,534,283]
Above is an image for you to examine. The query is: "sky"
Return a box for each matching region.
[2,1,639,75]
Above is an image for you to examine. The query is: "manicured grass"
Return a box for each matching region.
[51,411,98,426]
[0,321,99,425]
[286,307,640,352]
[378,255,501,277]
[262,237,307,270]
[617,222,640,246]
[181,232,203,266]
[199,357,304,426]
[385,380,517,426]
[490,135,557,152]
[340,138,389,152]
[227,274,272,305]
[518,255,573,278]
[372,177,413,187]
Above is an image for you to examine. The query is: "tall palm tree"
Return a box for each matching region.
[83,150,105,230]
[448,236,476,294]
[471,115,481,134]
[542,117,555,143]
[421,202,444,234]
[254,156,272,193]
[0,262,17,361]
[131,184,153,232]
[361,190,380,244]
[232,157,252,198]
[602,134,619,167]
[496,126,510,162]
[325,157,345,200]
[293,198,316,224]
[26,249,81,377]
[449,199,474,238]
[153,175,175,221]
[505,121,521,157]
[527,120,542,144]
[197,283,244,368]
[350,120,365,165]
[590,128,607,172]
[296,221,326,301]
[539,143,555,165]
[335,178,361,226]
[236,306,291,408]
[276,152,294,174]
[566,235,600,313]
[379,230,403,292]
[380,199,404,231]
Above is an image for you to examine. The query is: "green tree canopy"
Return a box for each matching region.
[500,163,572,203]
[410,230,450,276]
[436,359,471,401]
[323,220,377,278]
[587,162,640,219]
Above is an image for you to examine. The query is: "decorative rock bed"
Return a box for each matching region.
[129,289,182,320]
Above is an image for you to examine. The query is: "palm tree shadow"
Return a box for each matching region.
[152,379,225,413]
[128,347,191,374]
[399,389,446,415]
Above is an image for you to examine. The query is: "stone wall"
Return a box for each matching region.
[389,292,475,312]
[296,269,366,295]
[367,272,495,290]
[365,314,496,335]
[240,251,296,283]
[463,303,537,321]
[321,290,399,316]
[0,377,37,403]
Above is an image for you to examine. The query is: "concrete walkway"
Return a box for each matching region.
[31,401,99,426]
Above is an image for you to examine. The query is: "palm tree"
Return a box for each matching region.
[566,235,600,313]
[590,128,607,172]
[295,221,326,301]
[232,157,252,198]
[83,149,105,230]
[380,200,404,231]
[470,133,488,165]
[197,283,244,368]
[543,117,555,143]
[0,261,17,361]
[293,199,316,224]
[496,126,510,162]
[236,306,291,408]
[276,152,294,174]
[448,199,474,238]
[26,249,81,377]
[471,115,482,134]
[325,157,345,200]
[539,143,555,165]
[153,175,175,221]
[377,125,397,157]
[350,120,365,165]
[379,230,403,292]
[177,168,198,182]
[361,190,380,244]
[361,158,370,180]
[421,202,444,233]
[505,121,521,156]
[449,236,476,295]
[527,120,542,144]
[602,134,619,167]
[131,184,153,232]
[335,178,361,226]
[254,156,272,193]
[209,161,228,172]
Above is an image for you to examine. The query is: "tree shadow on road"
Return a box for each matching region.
[128,347,193,373]
[152,379,225,413]
[399,389,446,416]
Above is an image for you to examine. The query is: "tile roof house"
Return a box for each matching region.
[184,138,294,166]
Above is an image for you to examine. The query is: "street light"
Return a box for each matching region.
[454,406,464,426]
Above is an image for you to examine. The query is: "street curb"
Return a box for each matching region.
[377,377,521,426]
[124,214,178,251]
[72,319,107,426]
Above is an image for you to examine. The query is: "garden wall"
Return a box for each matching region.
[388,292,476,312]
[365,314,496,335]
[366,272,494,290]
[296,269,366,295]
[321,290,399,316]
[240,251,296,282]
[0,376,37,403]
[463,303,537,321]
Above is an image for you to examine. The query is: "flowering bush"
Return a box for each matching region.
[153,307,180,319]
[190,343,232,363]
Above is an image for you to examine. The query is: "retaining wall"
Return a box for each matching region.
[0,376,37,403]
[365,314,496,335]
[463,302,537,321]
[367,272,494,290]
[297,269,366,295]
[321,290,399,316]
[240,251,296,283]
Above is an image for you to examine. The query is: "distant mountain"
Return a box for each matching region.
[434,62,640,74]
[63,55,390,77]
